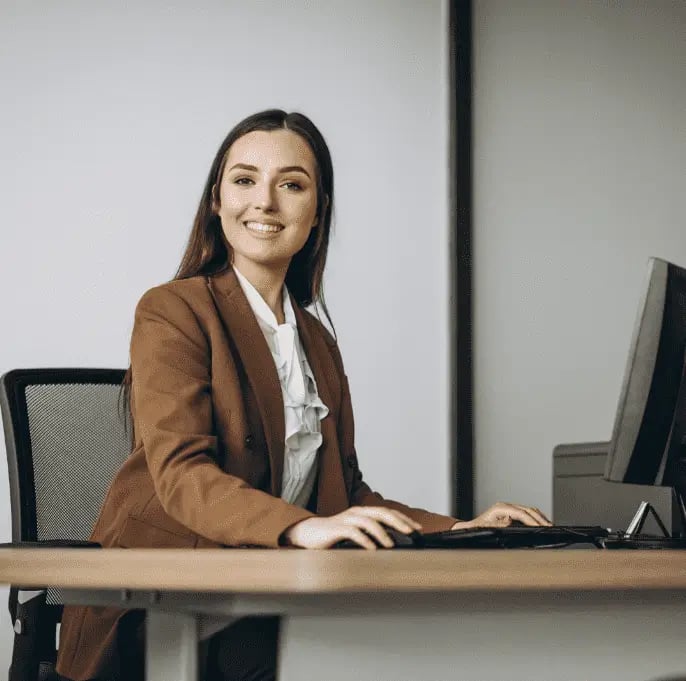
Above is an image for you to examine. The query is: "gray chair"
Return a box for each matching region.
[0,368,130,681]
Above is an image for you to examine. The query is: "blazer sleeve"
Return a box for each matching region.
[330,343,458,534]
[130,286,315,548]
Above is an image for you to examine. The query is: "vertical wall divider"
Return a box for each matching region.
[448,0,474,519]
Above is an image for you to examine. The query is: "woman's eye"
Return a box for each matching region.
[234,177,302,191]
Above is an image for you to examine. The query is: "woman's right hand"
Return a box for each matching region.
[280,506,423,549]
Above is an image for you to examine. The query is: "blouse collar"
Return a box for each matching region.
[232,264,296,331]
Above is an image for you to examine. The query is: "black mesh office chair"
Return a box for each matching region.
[0,368,130,681]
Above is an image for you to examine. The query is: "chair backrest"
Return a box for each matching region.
[0,369,131,680]
[0,368,131,602]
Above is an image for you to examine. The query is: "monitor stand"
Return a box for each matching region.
[625,500,670,537]
[609,487,686,549]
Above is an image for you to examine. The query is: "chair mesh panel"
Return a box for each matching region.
[25,382,132,604]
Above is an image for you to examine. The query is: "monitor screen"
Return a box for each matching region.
[605,257,686,492]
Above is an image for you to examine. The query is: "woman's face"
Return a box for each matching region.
[214,129,322,276]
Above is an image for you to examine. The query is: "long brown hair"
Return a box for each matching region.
[119,109,337,436]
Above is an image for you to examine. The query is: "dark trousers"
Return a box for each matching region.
[137,613,280,681]
[201,616,280,681]
[59,614,281,681]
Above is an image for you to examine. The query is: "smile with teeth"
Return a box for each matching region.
[244,221,284,233]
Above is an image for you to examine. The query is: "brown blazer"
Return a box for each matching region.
[55,266,456,681]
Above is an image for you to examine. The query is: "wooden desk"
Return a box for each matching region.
[2,548,686,681]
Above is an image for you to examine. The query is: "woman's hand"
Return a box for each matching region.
[451,502,552,530]
[280,506,423,550]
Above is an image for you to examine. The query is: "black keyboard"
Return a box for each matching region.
[420,525,610,549]
[333,525,610,549]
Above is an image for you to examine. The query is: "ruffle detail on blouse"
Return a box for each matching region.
[271,323,329,504]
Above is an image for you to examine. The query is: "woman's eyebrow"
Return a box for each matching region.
[228,163,311,179]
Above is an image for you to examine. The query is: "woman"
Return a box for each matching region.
[55,109,550,681]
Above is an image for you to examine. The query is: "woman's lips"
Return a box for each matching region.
[243,221,284,236]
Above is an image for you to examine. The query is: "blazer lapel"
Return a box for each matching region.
[207,266,349,515]
[207,267,285,497]
[293,304,349,516]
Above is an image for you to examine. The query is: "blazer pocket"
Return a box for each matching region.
[117,514,198,549]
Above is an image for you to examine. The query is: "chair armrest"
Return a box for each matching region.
[0,540,101,548]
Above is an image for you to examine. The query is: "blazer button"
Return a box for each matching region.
[245,435,254,449]
[347,454,355,468]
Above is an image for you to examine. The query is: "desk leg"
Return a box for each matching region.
[145,610,198,681]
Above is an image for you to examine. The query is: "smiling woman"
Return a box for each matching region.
[211,130,328,312]
[53,108,548,681]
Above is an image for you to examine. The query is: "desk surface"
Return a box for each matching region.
[0,548,685,593]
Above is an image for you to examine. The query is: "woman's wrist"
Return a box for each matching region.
[278,519,309,546]
[450,519,474,531]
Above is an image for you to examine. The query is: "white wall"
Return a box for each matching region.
[473,0,686,516]
[0,0,450,669]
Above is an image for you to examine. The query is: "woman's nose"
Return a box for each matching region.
[253,182,277,209]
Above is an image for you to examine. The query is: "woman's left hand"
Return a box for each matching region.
[451,502,552,530]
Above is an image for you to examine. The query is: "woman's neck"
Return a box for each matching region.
[233,259,288,324]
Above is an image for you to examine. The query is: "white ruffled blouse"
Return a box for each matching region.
[232,265,329,508]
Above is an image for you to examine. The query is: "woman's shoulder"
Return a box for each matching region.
[134,275,212,320]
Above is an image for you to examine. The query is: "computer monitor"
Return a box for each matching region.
[605,257,686,535]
